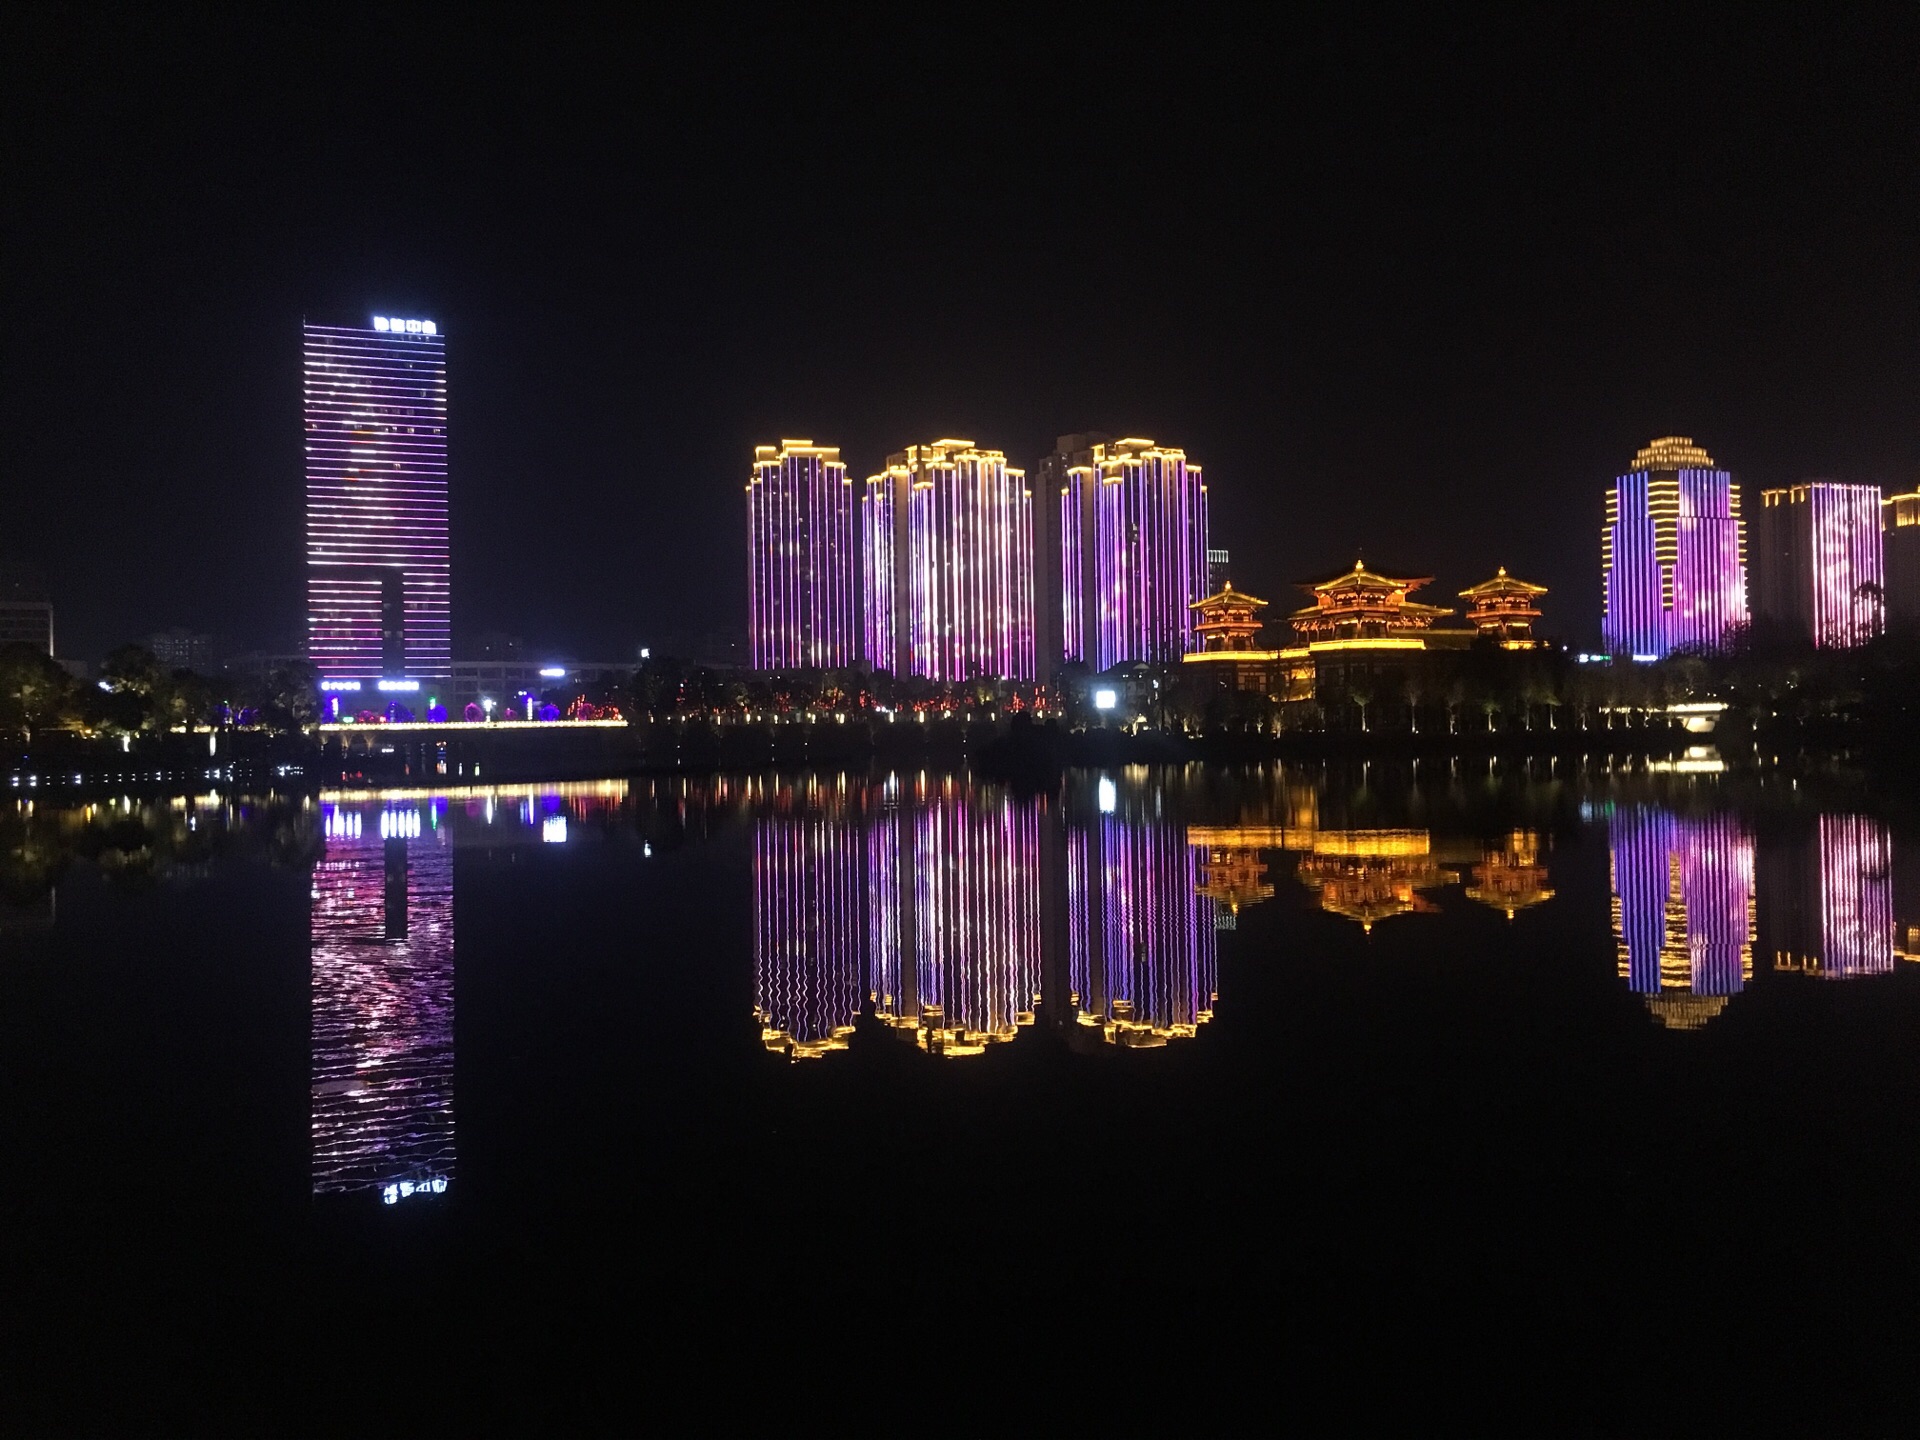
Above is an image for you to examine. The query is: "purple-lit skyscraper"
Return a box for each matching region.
[1602,436,1748,657]
[862,440,1036,681]
[747,441,859,670]
[1753,481,1885,648]
[1045,436,1210,670]
[305,317,450,688]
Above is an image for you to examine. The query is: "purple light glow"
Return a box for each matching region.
[311,801,455,1196]
[1609,807,1755,1024]
[1603,453,1748,657]
[753,813,865,1052]
[1092,445,1209,668]
[304,322,450,685]
[747,442,859,669]
[1810,485,1886,648]
[1818,814,1894,977]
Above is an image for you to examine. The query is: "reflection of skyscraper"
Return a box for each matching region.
[870,781,1042,1055]
[1067,815,1217,1045]
[1602,436,1748,658]
[1760,814,1893,978]
[753,813,864,1057]
[305,317,450,688]
[311,802,455,1199]
[1609,808,1754,1029]
[747,441,859,670]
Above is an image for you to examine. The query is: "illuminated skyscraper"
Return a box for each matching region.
[1608,807,1755,1030]
[1601,437,1748,657]
[746,441,859,670]
[862,439,1035,681]
[304,316,450,688]
[1045,435,1210,670]
[1753,482,1884,647]
[311,800,455,1200]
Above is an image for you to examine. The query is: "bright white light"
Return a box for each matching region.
[542,815,568,844]
[377,679,420,692]
[639,647,650,660]
[1093,688,1118,711]
[1098,776,1117,813]
[97,679,111,691]
[405,319,422,333]
[1632,654,1659,664]
[482,697,495,712]
[421,321,437,336]
[538,666,566,678]
[373,316,390,331]
[321,679,362,692]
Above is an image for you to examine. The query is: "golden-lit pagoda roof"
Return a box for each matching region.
[1458,566,1548,600]
[1296,560,1435,597]
[1190,583,1269,610]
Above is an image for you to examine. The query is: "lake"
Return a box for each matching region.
[6,759,1920,1429]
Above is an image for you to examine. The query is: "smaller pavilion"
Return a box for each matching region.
[1459,568,1548,648]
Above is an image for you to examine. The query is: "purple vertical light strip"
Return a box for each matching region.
[747,446,858,671]
[1809,483,1885,647]
[1819,814,1893,976]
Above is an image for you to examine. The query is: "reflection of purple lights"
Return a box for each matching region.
[752,816,865,1053]
[311,804,455,1196]
[1609,808,1755,1004]
[748,443,859,670]
[1818,814,1893,977]
[1067,815,1216,1037]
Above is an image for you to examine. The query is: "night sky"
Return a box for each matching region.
[5,12,1919,660]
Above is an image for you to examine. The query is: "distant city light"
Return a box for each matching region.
[639,647,650,660]
[1098,776,1118,813]
[538,666,566,678]
[371,316,437,336]
[541,816,567,844]
[1093,687,1118,710]
[320,679,363,691]
[376,679,419,692]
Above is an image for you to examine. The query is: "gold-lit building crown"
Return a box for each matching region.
[1631,436,1716,472]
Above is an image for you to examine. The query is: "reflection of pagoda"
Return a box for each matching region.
[1466,830,1555,918]
[1295,829,1456,933]
[1459,568,1548,648]
[1290,562,1454,641]
[1609,808,1755,1030]
[1193,836,1276,927]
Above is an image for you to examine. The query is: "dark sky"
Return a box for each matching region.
[5,10,1918,658]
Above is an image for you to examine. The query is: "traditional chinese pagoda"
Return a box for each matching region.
[1289,561,1454,642]
[1189,583,1271,651]
[1459,567,1548,647]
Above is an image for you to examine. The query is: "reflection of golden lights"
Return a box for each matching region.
[1465,831,1555,919]
[1194,845,1275,914]
[1296,835,1455,933]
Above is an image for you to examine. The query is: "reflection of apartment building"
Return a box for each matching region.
[1758,814,1895,978]
[1609,808,1755,1030]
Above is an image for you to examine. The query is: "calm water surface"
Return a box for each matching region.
[7,761,1920,1428]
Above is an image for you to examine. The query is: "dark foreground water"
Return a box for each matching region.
[6,760,1920,1430]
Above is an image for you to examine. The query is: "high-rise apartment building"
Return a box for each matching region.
[1884,490,1920,629]
[1753,481,1884,647]
[1601,436,1748,657]
[0,562,53,655]
[862,439,1035,681]
[305,315,450,689]
[746,441,858,670]
[1044,436,1210,672]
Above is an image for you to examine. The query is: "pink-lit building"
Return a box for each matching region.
[746,441,859,670]
[1043,435,1210,671]
[862,440,1036,681]
[1754,481,1885,647]
[1608,806,1756,1029]
[304,317,450,688]
[1601,436,1749,657]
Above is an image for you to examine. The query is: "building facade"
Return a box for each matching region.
[0,562,53,655]
[1602,436,1748,657]
[1753,481,1884,647]
[1045,435,1209,671]
[304,315,450,690]
[746,441,859,670]
[1884,490,1920,629]
[862,439,1036,681]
